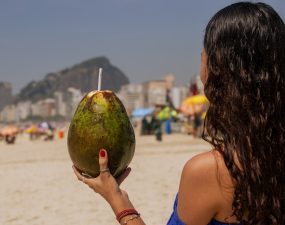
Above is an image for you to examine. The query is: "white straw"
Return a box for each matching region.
[98,68,103,91]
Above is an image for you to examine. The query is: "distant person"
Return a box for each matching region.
[73,2,285,225]
[190,82,198,96]
[141,117,150,135]
[5,134,16,144]
[192,113,202,138]
[151,114,162,141]
[44,129,54,141]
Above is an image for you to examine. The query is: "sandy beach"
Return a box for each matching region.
[0,133,211,225]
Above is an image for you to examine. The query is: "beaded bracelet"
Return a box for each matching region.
[121,214,140,225]
[116,209,139,222]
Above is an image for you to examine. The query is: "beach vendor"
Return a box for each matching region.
[73,2,285,225]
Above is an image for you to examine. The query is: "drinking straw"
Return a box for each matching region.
[98,68,103,91]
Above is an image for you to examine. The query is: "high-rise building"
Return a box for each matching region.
[143,80,167,107]
[0,82,13,112]
[54,92,67,117]
[65,88,84,119]
[16,101,32,121]
[164,73,175,90]
[117,84,144,115]
[30,99,56,118]
[172,86,189,109]
[0,104,16,122]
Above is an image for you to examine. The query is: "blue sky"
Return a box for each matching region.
[0,0,284,93]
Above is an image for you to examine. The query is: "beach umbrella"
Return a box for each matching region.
[26,124,38,134]
[131,108,154,118]
[180,95,208,116]
[183,95,208,105]
[180,104,205,115]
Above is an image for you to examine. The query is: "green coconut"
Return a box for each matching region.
[67,90,135,178]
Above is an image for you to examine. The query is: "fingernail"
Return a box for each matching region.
[99,149,105,157]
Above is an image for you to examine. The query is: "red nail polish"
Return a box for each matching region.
[100,149,105,157]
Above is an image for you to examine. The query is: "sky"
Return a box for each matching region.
[0,0,284,94]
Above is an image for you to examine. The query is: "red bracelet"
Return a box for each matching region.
[116,209,139,222]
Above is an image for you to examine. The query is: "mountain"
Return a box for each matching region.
[16,57,129,102]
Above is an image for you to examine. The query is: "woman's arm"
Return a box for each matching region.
[73,149,146,225]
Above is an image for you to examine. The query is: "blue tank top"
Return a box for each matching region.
[167,195,241,225]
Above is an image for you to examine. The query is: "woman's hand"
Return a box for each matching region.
[73,149,146,225]
[72,149,132,211]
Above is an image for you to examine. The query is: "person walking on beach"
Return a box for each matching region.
[151,114,162,141]
[73,2,285,225]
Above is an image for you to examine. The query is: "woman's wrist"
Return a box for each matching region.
[119,214,140,225]
[108,191,145,224]
[107,190,134,215]
[116,208,139,222]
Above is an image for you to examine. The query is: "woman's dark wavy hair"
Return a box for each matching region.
[202,2,285,225]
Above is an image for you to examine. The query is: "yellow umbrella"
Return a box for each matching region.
[183,95,208,105]
[26,124,38,134]
[180,103,205,115]
[180,95,208,116]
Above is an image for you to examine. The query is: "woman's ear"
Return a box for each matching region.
[200,49,208,85]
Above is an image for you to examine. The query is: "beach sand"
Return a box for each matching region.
[0,133,211,225]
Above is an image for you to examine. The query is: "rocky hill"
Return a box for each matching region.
[16,57,129,102]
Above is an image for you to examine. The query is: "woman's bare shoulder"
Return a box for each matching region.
[177,150,236,224]
[177,151,224,224]
[182,150,232,183]
[182,151,218,178]
[181,150,235,195]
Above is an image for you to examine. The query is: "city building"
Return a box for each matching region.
[0,73,193,122]
[142,74,175,108]
[30,98,56,118]
[117,84,144,115]
[16,101,32,121]
[65,87,84,119]
[0,82,13,112]
[142,79,167,107]
[164,73,175,90]
[0,104,16,122]
[172,86,189,109]
[54,91,67,117]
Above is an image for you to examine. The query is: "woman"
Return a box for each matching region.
[73,2,285,225]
